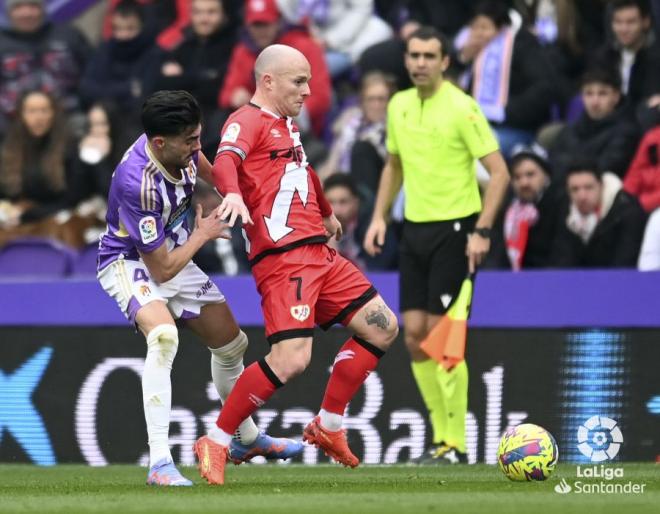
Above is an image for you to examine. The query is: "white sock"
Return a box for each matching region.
[318,408,343,432]
[143,324,179,467]
[208,426,234,446]
[209,331,259,445]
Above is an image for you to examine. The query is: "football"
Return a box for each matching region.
[497,423,558,481]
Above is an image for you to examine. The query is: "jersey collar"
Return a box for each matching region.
[145,140,186,185]
[248,101,283,120]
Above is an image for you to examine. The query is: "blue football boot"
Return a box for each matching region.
[146,458,193,486]
[229,432,304,464]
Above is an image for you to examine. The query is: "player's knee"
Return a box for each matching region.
[281,354,310,381]
[268,349,310,383]
[385,315,400,346]
[210,330,248,367]
[146,324,179,370]
[370,307,399,350]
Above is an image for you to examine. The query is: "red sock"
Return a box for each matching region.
[321,337,385,415]
[216,359,282,434]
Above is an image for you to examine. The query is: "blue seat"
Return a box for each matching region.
[70,243,99,276]
[0,238,75,277]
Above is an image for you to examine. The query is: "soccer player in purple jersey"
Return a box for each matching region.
[97,90,302,486]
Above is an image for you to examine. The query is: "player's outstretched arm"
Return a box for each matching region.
[212,151,254,227]
[140,205,230,283]
[217,193,253,227]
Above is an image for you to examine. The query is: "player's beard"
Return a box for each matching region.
[179,154,193,169]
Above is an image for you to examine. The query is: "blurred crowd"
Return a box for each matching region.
[1,0,660,274]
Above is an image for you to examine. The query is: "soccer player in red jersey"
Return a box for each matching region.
[193,44,399,484]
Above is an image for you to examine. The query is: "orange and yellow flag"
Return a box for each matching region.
[420,275,474,370]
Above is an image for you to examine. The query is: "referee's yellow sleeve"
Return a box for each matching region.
[459,98,500,159]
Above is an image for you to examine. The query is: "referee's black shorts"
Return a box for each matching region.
[399,214,477,315]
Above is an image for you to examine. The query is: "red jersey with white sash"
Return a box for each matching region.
[215,103,330,265]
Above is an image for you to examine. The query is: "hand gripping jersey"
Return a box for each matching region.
[215,103,331,265]
[97,134,198,271]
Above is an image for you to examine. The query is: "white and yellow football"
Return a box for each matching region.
[497,423,558,481]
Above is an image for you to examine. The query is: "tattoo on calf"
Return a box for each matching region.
[365,304,390,330]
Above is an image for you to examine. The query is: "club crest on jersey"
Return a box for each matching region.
[290,304,310,322]
[186,163,196,182]
[139,216,158,244]
[221,122,241,143]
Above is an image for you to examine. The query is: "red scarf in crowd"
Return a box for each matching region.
[504,199,539,270]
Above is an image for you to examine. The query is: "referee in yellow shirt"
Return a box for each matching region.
[364,26,509,464]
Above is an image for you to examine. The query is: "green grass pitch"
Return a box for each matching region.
[0,463,657,514]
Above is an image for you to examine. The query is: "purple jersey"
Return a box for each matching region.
[98,134,198,271]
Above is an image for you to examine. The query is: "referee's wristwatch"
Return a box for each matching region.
[473,227,491,239]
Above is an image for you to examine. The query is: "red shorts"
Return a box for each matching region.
[251,244,377,344]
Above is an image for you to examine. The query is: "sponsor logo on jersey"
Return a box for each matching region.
[164,196,192,232]
[139,216,158,244]
[269,146,306,165]
[139,284,151,297]
[290,304,311,322]
[221,122,241,143]
[270,129,281,138]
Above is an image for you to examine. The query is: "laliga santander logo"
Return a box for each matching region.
[553,416,645,495]
[577,416,623,462]
[554,478,572,494]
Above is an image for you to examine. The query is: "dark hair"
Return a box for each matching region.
[88,101,127,166]
[565,157,602,181]
[509,143,552,177]
[611,0,650,17]
[113,0,145,23]
[472,1,512,28]
[323,173,359,197]
[406,26,451,57]
[580,67,622,91]
[141,90,201,138]
[0,90,69,196]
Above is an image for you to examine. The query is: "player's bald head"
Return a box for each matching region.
[254,44,309,81]
[252,44,311,117]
